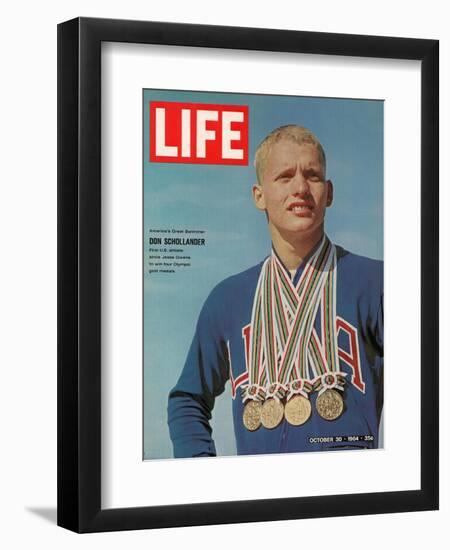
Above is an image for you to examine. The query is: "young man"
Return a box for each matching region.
[168,125,383,457]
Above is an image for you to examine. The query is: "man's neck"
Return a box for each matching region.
[270,226,325,271]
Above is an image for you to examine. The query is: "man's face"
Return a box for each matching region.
[253,140,333,240]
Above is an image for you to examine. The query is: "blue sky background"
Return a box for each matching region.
[143,89,383,459]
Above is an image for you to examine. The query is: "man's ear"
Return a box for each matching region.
[252,183,266,211]
[326,180,333,207]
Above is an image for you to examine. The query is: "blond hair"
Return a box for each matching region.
[254,125,326,184]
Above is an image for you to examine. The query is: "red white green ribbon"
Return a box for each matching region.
[243,235,345,403]
[241,258,269,402]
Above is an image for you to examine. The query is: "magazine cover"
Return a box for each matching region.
[143,89,383,460]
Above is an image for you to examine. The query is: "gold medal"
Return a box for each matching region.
[243,400,262,431]
[316,389,344,421]
[284,395,311,426]
[261,398,284,429]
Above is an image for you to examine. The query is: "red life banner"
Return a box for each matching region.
[149,101,248,165]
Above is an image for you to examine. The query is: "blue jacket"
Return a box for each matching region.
[168,245,383,457]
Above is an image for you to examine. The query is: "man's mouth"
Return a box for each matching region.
[287,202,314,214]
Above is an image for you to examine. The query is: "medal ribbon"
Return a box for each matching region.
[274,237,333,384]
[242,235,344,404]
[263,236,332,399]
[241,258,269,402]
[307,248,347,395]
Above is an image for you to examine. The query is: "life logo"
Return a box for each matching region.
[149,101,249,165]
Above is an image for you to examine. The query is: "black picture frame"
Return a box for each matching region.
[57,16,439,533]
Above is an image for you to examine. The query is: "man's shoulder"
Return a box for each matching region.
[205,261,266,306]
[215,261,265,293]
[336,245,383,283]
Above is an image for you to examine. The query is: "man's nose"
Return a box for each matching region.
[290,172,309,195]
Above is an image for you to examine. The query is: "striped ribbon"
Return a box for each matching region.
[241,235,345,404]
[275,237,332,385]
[241,258,269,402]
[241,235,346,401]
[307,248,347,394]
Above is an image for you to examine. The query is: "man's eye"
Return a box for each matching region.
[308,175,320,182]
[276,173,293,182]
